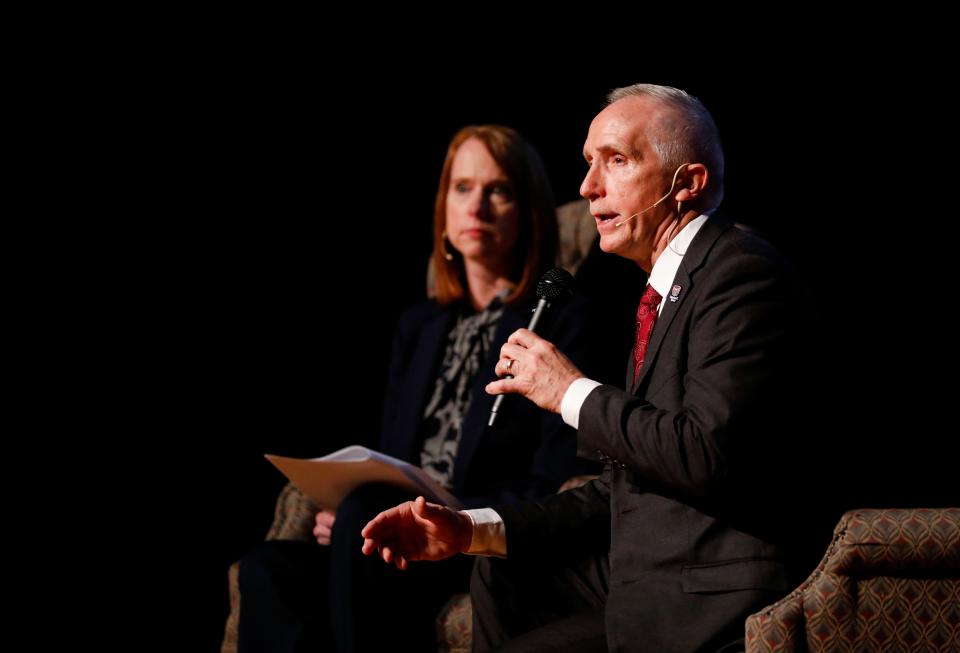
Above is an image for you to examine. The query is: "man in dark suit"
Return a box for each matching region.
[361,84,819,653]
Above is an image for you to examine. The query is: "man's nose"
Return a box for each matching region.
[580,166,602,200]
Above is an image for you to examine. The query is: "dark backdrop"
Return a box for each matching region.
[131,55,957,649]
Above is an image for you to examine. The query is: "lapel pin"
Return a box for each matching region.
[669,284,682,302]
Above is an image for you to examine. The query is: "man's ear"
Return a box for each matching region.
[675,163,709,203]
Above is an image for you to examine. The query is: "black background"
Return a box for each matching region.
[102,45,957,649]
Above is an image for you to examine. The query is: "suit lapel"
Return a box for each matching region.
[393,308,454,462]
[632,274,688,392]
[631,216,733,393]
[454,304,527,489]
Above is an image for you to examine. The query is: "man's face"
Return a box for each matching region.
[580,96,673,267]
[445,137,520,271]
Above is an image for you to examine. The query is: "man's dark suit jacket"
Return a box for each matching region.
[496,216,820,653]
[379,296,603,508]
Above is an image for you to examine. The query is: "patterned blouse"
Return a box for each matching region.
[419,296,506,489]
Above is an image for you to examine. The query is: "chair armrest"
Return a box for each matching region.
[746,507,960,653]
[826,507,960,575]
[558,474,600,493]
[265,482,318,542]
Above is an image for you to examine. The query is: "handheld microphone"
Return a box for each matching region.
[488,267,574,427]
[614,163,689,228]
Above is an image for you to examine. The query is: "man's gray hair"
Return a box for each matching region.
[607,84,725,210]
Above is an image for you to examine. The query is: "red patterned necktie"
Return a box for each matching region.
[633,284,662,385]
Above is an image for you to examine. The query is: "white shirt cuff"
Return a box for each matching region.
[560,378,602,429]
[463,508,507,558]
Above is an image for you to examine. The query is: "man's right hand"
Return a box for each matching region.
[313,509,336,546]
[360,496,472,570]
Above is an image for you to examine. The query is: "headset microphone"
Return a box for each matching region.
[614,163,690,228]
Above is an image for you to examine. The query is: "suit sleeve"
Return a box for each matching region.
[494,467,612,562]
[577,251,801,502]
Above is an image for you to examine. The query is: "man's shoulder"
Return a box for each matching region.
[707,216,794,277]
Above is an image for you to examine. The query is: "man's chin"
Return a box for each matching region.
[598,235,621,255]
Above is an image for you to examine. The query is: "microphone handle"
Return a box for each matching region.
[488,298,549,427]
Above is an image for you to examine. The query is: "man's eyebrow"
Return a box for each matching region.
[585,143,628,156]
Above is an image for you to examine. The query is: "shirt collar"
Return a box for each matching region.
[647,214,709,309]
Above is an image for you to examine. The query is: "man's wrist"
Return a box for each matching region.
[560,377,602,429]
[462,508,507,557]
[458,511,474,553]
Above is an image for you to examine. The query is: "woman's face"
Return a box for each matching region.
[445,138,520,270]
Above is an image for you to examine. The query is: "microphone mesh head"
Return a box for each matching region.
[536,267,574,302]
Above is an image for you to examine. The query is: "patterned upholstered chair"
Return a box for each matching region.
[221,483,317,653]
[221,200,598,653]
[745,507,960,653]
